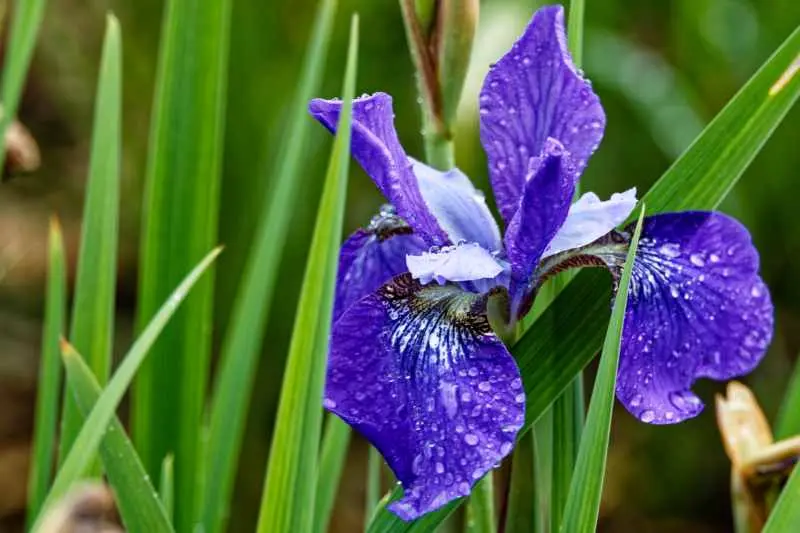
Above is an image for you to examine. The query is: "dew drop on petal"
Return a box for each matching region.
[464,434,479,446]
[478,381,492,392]
[639,410,656,423]
[323,398,337,409]
[658,243,681,258]
[689,253,705,267]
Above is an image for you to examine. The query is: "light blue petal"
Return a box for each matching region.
[412,159,503,252]
[542,188,638,258]
[407,243,506,286]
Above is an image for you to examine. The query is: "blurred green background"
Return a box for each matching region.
[0,0,798,531]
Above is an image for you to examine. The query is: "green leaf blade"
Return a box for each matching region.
[0,0,47,170]
[560,207,645,533]
[763,464,800,532]
[26,219,67,527]
[131,0,232,528]
[200,2,339,532]
[254,16,359,533]
[313,415,352,533]
[61,343,174,533]
[34,247,221,529]
[59,12,122,466]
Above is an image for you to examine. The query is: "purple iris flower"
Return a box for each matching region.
[309,5,773,520]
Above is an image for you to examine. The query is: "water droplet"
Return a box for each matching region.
[630,394,643,407]
[455,424,465,433]
[670,286,680,298]
[500,442,513,455]
[709,253,720,263]
[639,410,656,423]
[468,368,479,377]
[458,482,471,495]
[464,434,479,446]
[522,56,531,66]
[689,253,705,267]
[323,398,337,409]
[511,378,522,390]
[478,381,491,392]
[461,391,472,402]
[435,462,445,474]
[659,243,681,258]
[515,393,526,403]
[751,284,762,297]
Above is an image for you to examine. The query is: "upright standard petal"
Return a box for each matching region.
[617,212,773,424]
[309,94,448,244]
[503,139,576,315]
[412,160,503,252]
[335,206,427,321]
[479,5,605,222]
[542,188,638,258]
[325,274,524,520]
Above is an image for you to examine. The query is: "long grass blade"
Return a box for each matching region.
[61,343,174,533]
[762,465,800,532]
[313,415,352,533]
[131,0,232,527]
[366,22,800,533]
[559,207,645,533]
[254,16,358,533]
[58,12,122,467]
[160,455,175,524]
[366,446,382,530]
[200,2,338,531]
[776,352,800,438]
[503,432,535,533]
[26,219,67,527]
[466,476,495,533]
[34,247,221,529]
[0,0,47,170]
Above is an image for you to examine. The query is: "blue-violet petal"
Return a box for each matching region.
[309,94,449,245]
[479,4,605,223]
[325,274,524,520]
[618,212,773,424]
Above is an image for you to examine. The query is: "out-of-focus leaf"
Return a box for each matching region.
[61,342,174,533]
[313,415,351,533]
[26,219,66,527]
[762,464,800,532]
[560,207,645,533]
[59,13,122,467]
[160,455,174,524]
[0,0,47,171]
[34,248,221,530]
[131,0,231,528]
[776,352,800,439]
[465,476,495,533]
[200,2,338,532]
[254,16,358,533]
[504,432,535,533]
[366,23,800,533]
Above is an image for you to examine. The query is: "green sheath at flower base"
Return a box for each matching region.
[433,0,478,130]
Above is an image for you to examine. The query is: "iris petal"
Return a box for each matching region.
[412,159,503,252]
[335,215,427,321]
[618,212,773,424]
[542,188,638,258]
[479,5,605,222]
[325,274,524,520]
[309,94,449,245]
[503,139,576,314]
[406,242,506,286]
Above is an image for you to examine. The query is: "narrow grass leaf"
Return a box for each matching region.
[466,476,495,533]
[366,23,800,533]
[131,0,231,527]
[61,343,173,533]
[560,207,644,533]
[201,2,338,531]
[58,13,122,466]
[160,455,175,524]
[0,0,47,171]
[775,352,800,439]
[366,446,382,530]
[567,0,584,67]
[254,16,358,533]
[313,415,352,533]
[26,219,66,527]
[35,248,221,528]
[503,432,535,533]
[762,465,800,532]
